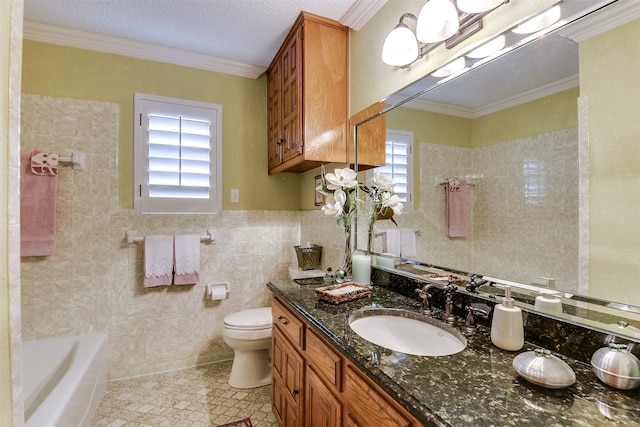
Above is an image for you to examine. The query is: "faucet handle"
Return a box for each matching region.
[415,286,434,315]
[464,305,489,331]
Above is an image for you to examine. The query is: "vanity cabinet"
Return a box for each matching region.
[272,327,304,427]
[271,297,422,427]
[266,12,349,175]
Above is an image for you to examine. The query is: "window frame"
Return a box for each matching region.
[134,93,222,214]
[366,129,414,213]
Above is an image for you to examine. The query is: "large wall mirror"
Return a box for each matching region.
[355,0,640,340]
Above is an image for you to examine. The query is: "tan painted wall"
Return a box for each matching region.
[21,41,301,211]
[580,19,640,304]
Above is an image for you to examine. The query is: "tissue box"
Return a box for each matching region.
[294,244,322,270]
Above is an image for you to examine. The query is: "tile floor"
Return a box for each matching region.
[90,360,278,427]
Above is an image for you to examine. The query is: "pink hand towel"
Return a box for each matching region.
[383,228,402,257]
[20,152,59,256]
[144,235,174,287]
[446,178,468,237]
[173,234,200,285]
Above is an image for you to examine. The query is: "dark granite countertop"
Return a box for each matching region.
[267,279,640,427]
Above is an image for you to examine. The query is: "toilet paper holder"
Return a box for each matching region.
[207,283,230,300]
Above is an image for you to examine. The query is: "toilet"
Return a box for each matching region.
[222,307,273,389]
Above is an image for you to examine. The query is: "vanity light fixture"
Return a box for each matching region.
[431,56,466,77]
[466,34,506,58]
[416,0,460,43]
[381,0,508,67]
[512,5,561,34]
[381,13,419,67]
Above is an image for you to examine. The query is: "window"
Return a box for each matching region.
[134,93,222,214]
[367,129,413,212]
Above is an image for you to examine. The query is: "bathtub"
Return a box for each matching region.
[23,334,108,427]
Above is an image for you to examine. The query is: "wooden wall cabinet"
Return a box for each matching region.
[271,297,422,427]
[267,12,349,175]
[348,101,387,170]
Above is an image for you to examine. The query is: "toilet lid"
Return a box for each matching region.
[224,307,272,330]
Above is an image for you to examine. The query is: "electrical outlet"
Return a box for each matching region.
[231,188,240,203]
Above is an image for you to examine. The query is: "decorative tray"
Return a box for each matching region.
[314,282,372,304]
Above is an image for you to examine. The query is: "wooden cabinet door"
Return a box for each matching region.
[305,366,341,427]
[344,365,412,427]
[267,59,282,169]
[348,102,386,169]
[280,24,303,164]
[272,327,304,427]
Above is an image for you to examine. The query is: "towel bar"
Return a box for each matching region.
[435,174,481,186]
[125,229,216,245]
[58,151,87,170]
[373,229,420,237]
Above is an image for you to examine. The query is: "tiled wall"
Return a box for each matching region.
[387,128,579,292]
[19,94,304,380]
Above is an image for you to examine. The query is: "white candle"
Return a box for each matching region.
[352,255,372,284]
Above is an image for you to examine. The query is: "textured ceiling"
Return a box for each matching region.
[23,0,369,68]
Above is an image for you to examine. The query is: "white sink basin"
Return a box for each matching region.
[349,308,467,357]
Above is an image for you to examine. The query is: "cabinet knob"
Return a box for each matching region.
[275,138,284,146]
[277,315,289,325]
[290,389,299,397]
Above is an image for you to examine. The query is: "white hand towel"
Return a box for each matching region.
[383,229,401,257]
[174,234,200,285]
[400,228,416,259]
[144,235,174,287]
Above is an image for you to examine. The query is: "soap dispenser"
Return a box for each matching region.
[491,286,524,351]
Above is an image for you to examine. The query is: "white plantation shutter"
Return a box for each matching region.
[135,93,222,213]
[369,129,413,211]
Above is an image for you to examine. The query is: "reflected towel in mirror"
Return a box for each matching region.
[445,178,468,237]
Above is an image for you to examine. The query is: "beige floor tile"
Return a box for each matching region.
[90,360,277,427]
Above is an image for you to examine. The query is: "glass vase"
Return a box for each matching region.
[340,224,353,278]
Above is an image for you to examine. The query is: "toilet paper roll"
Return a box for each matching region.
[207,283,230,300]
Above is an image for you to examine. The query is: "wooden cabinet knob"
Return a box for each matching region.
[277,316,289,325]
[290,388,299,397]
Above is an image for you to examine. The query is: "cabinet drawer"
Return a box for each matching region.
[306,328,343,391]
[273,298,305,349]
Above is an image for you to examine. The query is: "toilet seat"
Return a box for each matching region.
[224,307,272,331]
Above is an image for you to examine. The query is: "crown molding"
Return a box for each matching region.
[386,74,579,119]
[341,0,387,31]
[559,0,640,42]
[23,20,267,79]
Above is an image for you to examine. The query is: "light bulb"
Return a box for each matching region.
[466,35,505,59]
[382,24,419,66]
[431,57,466,77]
[513,6,561,34]
[416,0,460,43]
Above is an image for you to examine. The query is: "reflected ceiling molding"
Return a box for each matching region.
[386,74,579,119]
[472,74,579,118]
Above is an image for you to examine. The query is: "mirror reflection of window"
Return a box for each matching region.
[367,129,414,212]
[523,158,546,205]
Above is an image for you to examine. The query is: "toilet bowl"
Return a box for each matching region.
[222,307,273,389]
